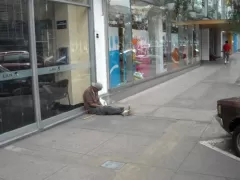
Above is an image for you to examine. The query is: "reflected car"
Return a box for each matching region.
[216,97,240,157]
[0,65,31,96]
[0,51,44,71]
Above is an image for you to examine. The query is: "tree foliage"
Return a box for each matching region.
[227,0,240,32]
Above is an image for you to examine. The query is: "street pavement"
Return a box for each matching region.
[1,54,240,179]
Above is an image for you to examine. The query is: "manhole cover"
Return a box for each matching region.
[200,138,240,161]
[101,161,125,170]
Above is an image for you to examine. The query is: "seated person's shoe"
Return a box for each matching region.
[121,106,132,116]
[128,106,133,115]
[121,110,129,116]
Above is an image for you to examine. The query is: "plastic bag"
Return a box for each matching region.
[100,97,108,106]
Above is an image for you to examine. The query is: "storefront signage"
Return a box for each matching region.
[0,64,90,81]
[66,0,88,3]
[57,20,67,30]
[139,0,164,6]
[37,63,90,76]
[2,72,18,79]
[0,70,32,81]
[55,0,88,5]
[49,66,61,73]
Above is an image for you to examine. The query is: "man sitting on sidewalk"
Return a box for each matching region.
[83,82,131,116]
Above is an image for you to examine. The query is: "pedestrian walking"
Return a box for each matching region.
[223,41,231,64]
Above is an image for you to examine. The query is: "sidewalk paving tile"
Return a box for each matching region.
[0,149,65,180]
[153,107,215,122]
[45,164,116,180]
[89,132,197,170]
[163,120,208,138]
[201,120,230,140]
[8,141,85,166]
[179,144,240,179]
[46,163,175,180]
[21,127,116,154]
[172,171,226,180]
[67,115,173,137]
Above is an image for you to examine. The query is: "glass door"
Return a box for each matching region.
[34,0,91,125]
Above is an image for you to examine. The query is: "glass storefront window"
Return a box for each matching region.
[108,0,133,88]
[208,0,218,19]
[34,0,90,120]
[131,0,167,80]
[0,0,35,134]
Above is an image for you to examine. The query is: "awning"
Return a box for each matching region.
[175,20,239,31]
[176,20,227,26]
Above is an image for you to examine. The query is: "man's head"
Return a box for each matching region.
[91,82,103,92]
[225,41,228,44]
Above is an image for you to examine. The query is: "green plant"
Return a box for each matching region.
[174,0,190,18]
[227,0,240,32]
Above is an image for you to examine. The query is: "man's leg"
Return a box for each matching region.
[226,52,230,63]
[88,107,105,115]
[224,52,227,64]
[89,106,124,115]
[102,106,124,115]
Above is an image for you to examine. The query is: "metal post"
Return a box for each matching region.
[88,0,97,83]
[103,0,110,90]
[166,10,172,64]
[28,0,42,129]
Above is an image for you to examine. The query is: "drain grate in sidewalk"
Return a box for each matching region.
[101,161,125,170]
[199,138,240,161]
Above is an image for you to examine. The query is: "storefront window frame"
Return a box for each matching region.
[48,0,90,7]
[35,0,95,128]
[0,0,94,145]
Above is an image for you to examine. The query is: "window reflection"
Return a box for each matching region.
[0,0,34,134]
[108,0,133,88]
[35,0,90,120]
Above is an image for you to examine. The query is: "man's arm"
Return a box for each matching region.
[84,91,101,108]
[96,93,102,106]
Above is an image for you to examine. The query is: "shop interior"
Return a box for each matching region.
[108,0,200,89]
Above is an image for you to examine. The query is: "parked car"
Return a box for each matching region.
[216,97,240,157]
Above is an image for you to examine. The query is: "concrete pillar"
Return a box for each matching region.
[215,29,221,57]
[201,28,210,61]
[93,0,108,95]
[228,32,233,54]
